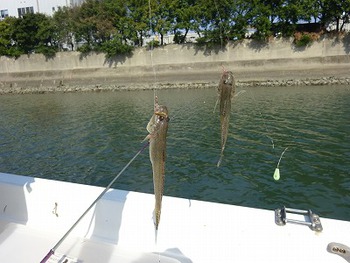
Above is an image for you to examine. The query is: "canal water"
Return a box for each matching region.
[0,85,349,221]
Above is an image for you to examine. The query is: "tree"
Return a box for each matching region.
[11,13,58,57]
[2,0,349,58]
[274,0,305,36]
[36,14,58,57]
[148,0,175,45]
[74,0,113,51]
[229,0,254,41]
[73,0,133,57]
[194,0,237,46]
[0,17,21,57]
[126,0,149,46]
[100,0,134,56]
[247,0,274,40]
[171,0,200,43]
[319,0,350,31]
[53,6,78,51]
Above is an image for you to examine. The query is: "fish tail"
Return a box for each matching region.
[217,153,224,167]
[154,209,161,230]
[213,98,219,113]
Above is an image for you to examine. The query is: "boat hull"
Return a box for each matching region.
[0,172,349,263]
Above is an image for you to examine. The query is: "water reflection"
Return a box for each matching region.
[0,85,349,220]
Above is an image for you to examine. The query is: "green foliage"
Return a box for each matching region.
[252,16,273,40]
[35,45,58,58]
[0,17,17,57]
[317,0,350,30]
[296,34,313,47]
[0,0,349,58]
[147,40,160,49]
[125,0,149,46]
[148,0,175,45]
[248,1,273,40]
[172,0,200,43]
[77,43,92,54]
[53,6,77,51]
[294,33,314,47]
[173,32,185,44]
[99,38,134,58]
[0,14,58,58]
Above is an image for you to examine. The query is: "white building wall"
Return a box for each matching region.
[0,0,84,19]
[327,20,350,32]
[0,0,36,18]
[36,0,70,16]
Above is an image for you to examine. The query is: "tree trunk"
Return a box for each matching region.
[139,31,143,46]
[336,18,340,32]
[182,28,189,43]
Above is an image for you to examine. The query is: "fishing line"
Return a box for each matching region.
[213,66,228,113]
[148,1,161,257]
[210,5,276,173]
[213,0,224,48]
[148,0,158,102]
[244,87,289,183]
[40,141,150,263]
[247,88,276,150]
[212,72,268,189]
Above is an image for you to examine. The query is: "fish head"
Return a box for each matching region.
[154,105,170,125]
[146,100,170,135]
[221,71,234,86]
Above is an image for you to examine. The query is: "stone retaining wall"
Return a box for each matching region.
[0,36,349,94]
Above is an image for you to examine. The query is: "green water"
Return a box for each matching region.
[0,86,349,220]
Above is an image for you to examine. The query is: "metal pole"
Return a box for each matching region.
[40,142,150,263]
[36,0,40,13]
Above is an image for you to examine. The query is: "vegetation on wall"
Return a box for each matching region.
[0,0,349,58]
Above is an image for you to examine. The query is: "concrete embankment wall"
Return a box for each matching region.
[0,36,349,91]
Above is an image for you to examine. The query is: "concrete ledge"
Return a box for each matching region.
[1,37,349,94]
[1,55,349,80]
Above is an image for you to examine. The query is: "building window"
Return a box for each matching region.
[0,9,9,19]
[17,6,34,17]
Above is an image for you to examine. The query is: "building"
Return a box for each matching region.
[0,0,84,20]
[327,19,350,32]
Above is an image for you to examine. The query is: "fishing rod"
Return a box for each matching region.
[40,141,150,263]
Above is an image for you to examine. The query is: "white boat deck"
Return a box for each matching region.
[0,172,349,263]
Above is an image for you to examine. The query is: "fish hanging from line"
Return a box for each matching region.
[144,96,169,231]
[216,69,236,167]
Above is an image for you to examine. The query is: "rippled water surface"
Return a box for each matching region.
[0,86,349,220]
